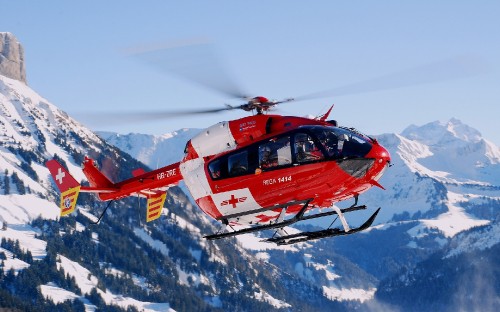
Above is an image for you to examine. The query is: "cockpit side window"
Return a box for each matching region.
[294,132,325,163]
[259,136,292,170]
[311,128,342,158]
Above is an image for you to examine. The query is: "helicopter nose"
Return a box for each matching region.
[365,141,391,165]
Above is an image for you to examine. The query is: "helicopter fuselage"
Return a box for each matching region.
[180,114,391,225]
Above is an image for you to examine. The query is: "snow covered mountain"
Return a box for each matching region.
[1,32,498,311]
[0,34,378,311]
[97,129,201,168]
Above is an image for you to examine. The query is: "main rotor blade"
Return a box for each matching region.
[75,105,242,126]
[294,55,490,101]
[126,39,248,99]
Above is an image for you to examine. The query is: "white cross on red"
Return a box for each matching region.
[56,168,65,185]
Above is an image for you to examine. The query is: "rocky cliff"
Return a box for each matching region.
[0,32,26,84]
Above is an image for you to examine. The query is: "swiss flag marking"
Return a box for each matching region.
[56,168,65,185]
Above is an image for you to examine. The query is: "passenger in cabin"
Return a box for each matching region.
[260,146,278,169]
[319,131,340,157]
[226,151,249,176]
[295,133,324,162]
[209,160,221,178]
[230,161,247,175]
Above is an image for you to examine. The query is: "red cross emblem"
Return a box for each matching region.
[221,194,247,208]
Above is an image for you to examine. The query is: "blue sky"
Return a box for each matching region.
[2,1,500,145]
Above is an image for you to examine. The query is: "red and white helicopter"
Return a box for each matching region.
[46,45,478,245]
[46,94,390,245]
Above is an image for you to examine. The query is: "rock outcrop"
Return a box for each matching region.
[0,32,26,84]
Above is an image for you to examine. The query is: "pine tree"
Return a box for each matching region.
[3,169,9,195]
[11,172,25,195]
[25,249,33,264]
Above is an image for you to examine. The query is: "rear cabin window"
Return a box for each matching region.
[228,151,249,176]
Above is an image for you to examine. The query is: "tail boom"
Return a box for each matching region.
[47,157,183,222]
[94,161,183,201]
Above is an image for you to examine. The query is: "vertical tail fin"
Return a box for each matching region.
[46,160,81,216]
[82,156,114,188]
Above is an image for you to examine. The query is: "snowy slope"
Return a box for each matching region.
[46,254,175,312]
[0,76,105,186]
[0,74,94,266]
[0,74,181,310]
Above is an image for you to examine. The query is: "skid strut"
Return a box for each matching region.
[265,208,380,245]
[205,199,313,240]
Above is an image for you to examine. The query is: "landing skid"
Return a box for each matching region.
[265,208,380,245]
[204,198,380,245]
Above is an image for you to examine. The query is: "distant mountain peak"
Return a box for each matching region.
[402,118,483,146]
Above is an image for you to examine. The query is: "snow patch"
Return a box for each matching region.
[189,247,202,262]
[0,247,29,274]
[419,192,490,237]
[253,289,291,309]
[0,223,47,259]
[133,227,169,256]
[40,283,83,304]
[57,254,174,312]
[176,264,210,287]
[75,222,86,232]
[78,208,99,223]
[322,286,376,303]
[0,194,59,224]
[236,227,309,252]
[255,252,270,261]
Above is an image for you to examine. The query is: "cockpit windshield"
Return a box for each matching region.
[310,126,372,158]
